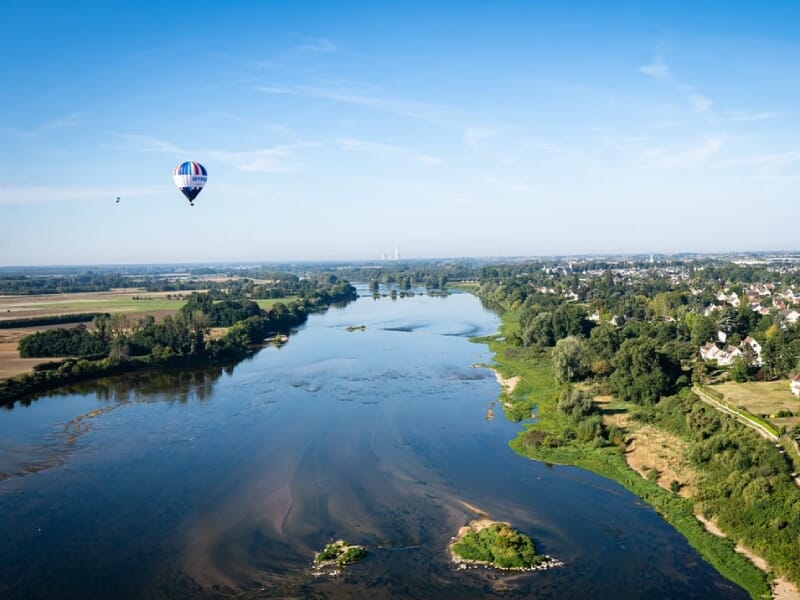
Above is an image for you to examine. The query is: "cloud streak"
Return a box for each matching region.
[640,135,724,169]
[298,38,337,53]
[638,56,714,116]
[336,137,442,166]
[463,128,495,151]
[0,185,165,205]
[255,83,465,129]
[638,58,671,80]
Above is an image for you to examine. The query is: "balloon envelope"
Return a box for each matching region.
[173,161,207,203]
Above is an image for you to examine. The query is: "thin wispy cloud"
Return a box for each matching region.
[298,38,337,53]
[110,132,314,173]
[336,137,442,166]
[712,151,800,174]
[255,83,465,129]
[42,112,86,130]
[108,133,185,154]
[463,128,495,151]
[641,135,724,169]
[722,111,783,123]
[638,56,715,117]
[208,146,297,173]
[209,142,321,173]
[638,58,671,80]
[687,91,712,114]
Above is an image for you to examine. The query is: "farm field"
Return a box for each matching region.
[253,296,298,310]
[708,380,800,431]
[0,290,299,380]
[0,289,191,320]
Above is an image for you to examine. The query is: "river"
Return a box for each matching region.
[0,287,746,599]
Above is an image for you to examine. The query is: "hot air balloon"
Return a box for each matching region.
[172,161,207,206]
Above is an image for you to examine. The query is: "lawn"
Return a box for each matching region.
[709,380,800,430]
[254,296,298,310]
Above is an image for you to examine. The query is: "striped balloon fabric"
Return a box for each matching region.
[172,161,207,205]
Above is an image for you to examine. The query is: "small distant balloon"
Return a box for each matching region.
[172,161,207,206]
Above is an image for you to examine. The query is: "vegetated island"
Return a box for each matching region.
[346,325,366,332]
[312,540,366,575]
[450,519,562,572]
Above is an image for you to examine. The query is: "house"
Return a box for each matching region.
[783,309,800,325]
[791,375,800,398]
[700,342,718,361]
[741,336,763,366]
[699,342,741,366]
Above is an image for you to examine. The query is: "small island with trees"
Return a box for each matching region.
[450,519,562,571]
[312,540,366,575]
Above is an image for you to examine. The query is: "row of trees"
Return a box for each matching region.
[16,283,358,364]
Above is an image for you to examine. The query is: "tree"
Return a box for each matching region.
[762,333,799,379]
[691,315,717,347]
[609,338,678,405]
[552,336,586,384]
[557,387,594,419]
[587,322,619,362]
[552,303,592,341]
[729,356,752,383]
[521,312,554,347]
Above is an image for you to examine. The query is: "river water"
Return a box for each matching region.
[0,287,746,599]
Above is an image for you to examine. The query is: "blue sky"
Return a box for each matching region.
[1,1,799,265]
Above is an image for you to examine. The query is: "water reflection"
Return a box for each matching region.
[0,292,748,600]
[0,367,229,487]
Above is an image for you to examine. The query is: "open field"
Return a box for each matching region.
[0,290,299,380]
[709,380,800,431]
[0,289,190,320]
[254,296,298,309]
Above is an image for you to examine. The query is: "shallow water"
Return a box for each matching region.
[0,288,746,599]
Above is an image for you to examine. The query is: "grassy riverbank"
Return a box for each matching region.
[482,311,772,600]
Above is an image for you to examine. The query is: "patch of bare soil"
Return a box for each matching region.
[493,370,520,396]
[0,341,45,379]
[597,397,699,498]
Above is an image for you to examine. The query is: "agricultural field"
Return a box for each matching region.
[708,380,800,431]
[253,296,298,310]
[0,289,191,321]
[0,290,299,380]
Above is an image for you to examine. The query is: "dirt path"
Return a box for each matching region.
[693,386,778,442]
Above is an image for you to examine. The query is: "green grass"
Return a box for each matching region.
[315,541,366,567]
[698,385,781,438]
[451,522,543,569]
[477,310,771,599]
[450,281,481,291]
[710,380,800,430]
[254,296,298,310]
[4,297,186,314]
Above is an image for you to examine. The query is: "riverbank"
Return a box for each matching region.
[480,310,774,600]
[0,351,251,407]
[601,397,798,600]
[696,515,799,600]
